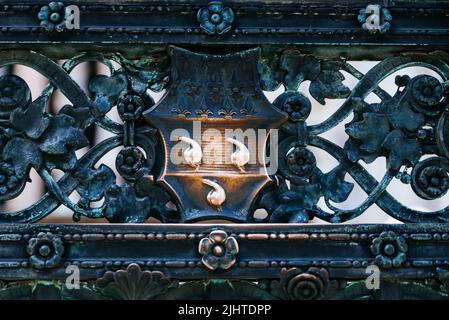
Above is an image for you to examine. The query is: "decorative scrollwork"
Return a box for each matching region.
[0,49,172,223]
[256,48,449,224]
[0,46,448,224]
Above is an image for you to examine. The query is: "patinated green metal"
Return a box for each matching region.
[0,0,448,299]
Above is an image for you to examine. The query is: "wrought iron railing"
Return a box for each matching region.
[0,0,448,299]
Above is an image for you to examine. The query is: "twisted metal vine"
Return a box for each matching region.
[256,48,449,223]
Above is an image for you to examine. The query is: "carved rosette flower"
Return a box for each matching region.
[410,75,444,114]
[271,267,330,300]
[371,231,408,268]
[411,157,449,200]
[117,94,145,121]
[198,230,239,270]
[197,1,235,35]
[0,75,31,117]
[273,91,311,121]
[285,147,316,179]
[26,232,64,270]
[116,146,146,180]
[417,166,449,198]
[37,2,73,32]
[96,264,176,300]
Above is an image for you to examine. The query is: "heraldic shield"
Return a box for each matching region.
[144,46,287,222]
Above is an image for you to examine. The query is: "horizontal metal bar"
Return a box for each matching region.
[0,2,448,46]
[0,223,448,281]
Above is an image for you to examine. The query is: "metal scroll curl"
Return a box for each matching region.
[0,49,175,223]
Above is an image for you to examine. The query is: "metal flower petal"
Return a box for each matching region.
[197,7,210,22]
[221,7,235,22]
[209,230,227,243]
[225,236,238,254]
[199,237,213,253]
[208,1,224,13]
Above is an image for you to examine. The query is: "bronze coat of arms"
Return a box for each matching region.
[144,46,287,222]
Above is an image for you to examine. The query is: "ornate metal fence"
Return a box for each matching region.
[0,0,448,299]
